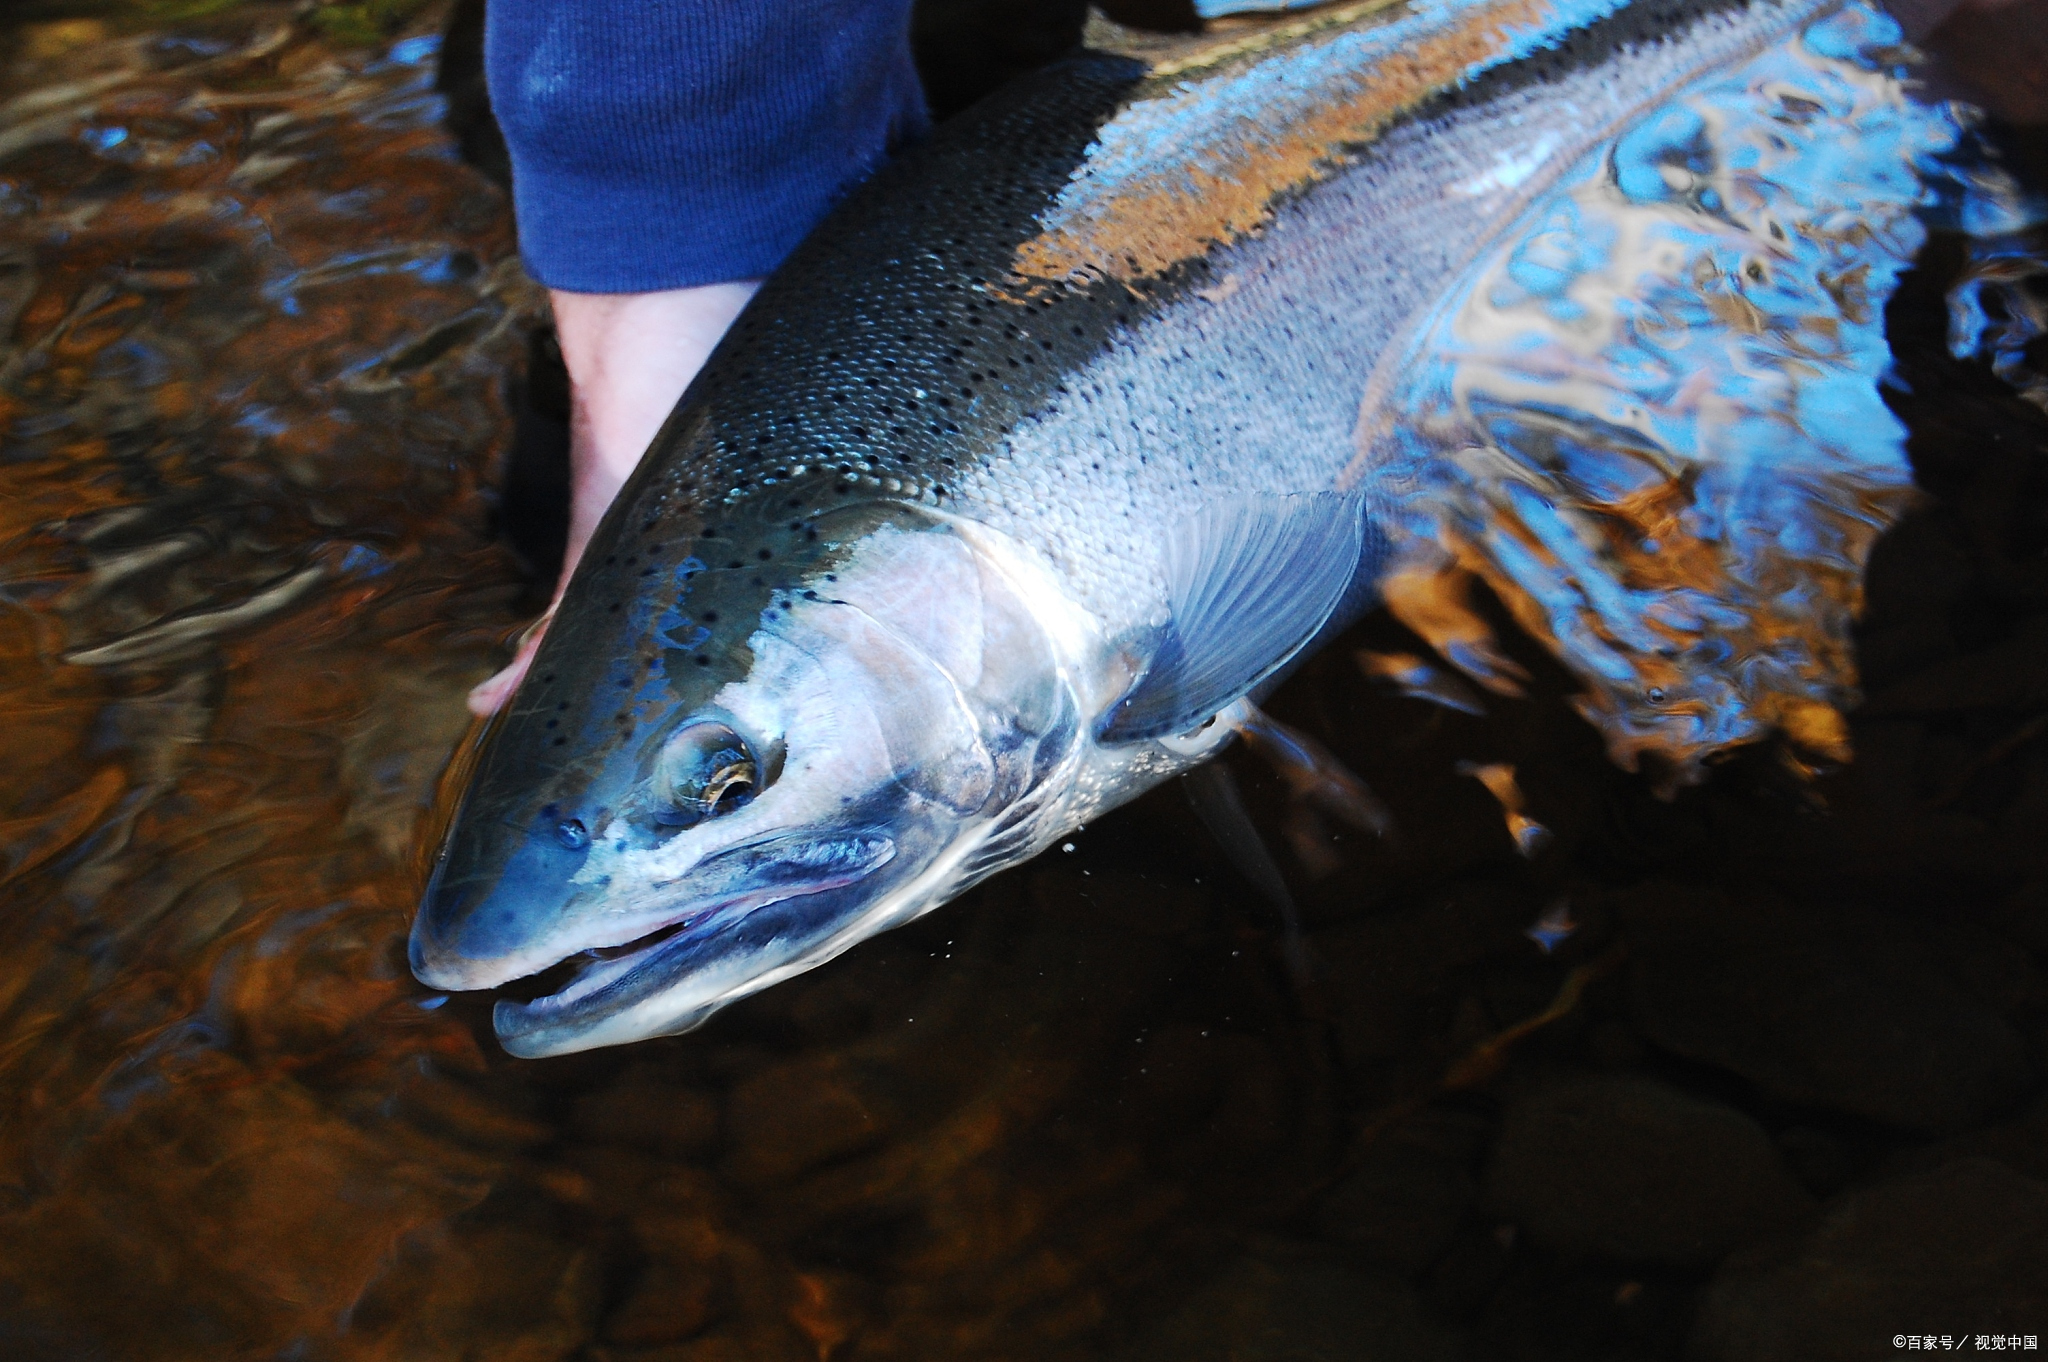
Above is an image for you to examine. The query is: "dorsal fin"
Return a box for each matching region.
[1096,491,1364,743]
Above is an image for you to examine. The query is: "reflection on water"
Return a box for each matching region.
[0,8,543,1355]
[1,5,2046,1360]
[1371,4,2020,782]
[1949,187,2048,412]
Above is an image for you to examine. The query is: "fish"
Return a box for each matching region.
[410,0,1999,1055]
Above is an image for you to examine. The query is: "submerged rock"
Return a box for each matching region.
[1619,885,2036,1131]
[1109,1239,1459,1362]
[1694,1158,2048,1362]
[1860,614,2048,718]
[1482,1073,1815,1266]
[1910,1099,2048,1186]
[1317,1106,1488,1271]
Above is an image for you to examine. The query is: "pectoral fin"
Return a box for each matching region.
[1096,491,1365,743]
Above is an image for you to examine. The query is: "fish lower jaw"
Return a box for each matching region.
[496,822,999,1057]
[492,830,905,1021]
[488,899,797,1057]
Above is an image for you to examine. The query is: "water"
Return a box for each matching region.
[2,4,2046,1360]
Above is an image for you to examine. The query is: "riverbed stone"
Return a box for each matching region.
[1317,1106,1488,1270]
[1888,1097,2048,1186]
[603,1255,726,1349]
[1618,884,2035,1131]
[1482,1072,1815,1266]
[1861,613,2048,716]
[1109,1239,1460,1362]
[1693,1158,2048,1362]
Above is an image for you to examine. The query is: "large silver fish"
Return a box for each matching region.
[412,0,1989,1055]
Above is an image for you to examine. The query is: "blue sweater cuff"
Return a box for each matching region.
[486,0,928,294]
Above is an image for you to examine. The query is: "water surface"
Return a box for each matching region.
[2,5,2046,1360]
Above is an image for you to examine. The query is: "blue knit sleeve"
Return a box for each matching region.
[486,0,928,293]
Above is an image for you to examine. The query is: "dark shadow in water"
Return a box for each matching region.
[0,4,2044,1362]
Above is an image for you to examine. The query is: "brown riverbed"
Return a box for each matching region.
[1,4,2045,1359]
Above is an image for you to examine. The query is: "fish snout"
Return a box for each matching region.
[409,877,523,990]
[410,810,597,990]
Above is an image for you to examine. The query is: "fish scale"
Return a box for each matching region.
[415,0,1982,1054]
[655,0,1825,647]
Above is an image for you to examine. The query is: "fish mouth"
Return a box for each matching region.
[490,830,895,1056]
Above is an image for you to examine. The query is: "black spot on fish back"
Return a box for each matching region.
[601,51,1158,539]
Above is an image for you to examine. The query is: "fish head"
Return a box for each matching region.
[410,487,1084,1056]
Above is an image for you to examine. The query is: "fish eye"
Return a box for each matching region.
[653,720,761,827]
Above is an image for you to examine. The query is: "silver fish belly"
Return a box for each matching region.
[412,0,1981,1054]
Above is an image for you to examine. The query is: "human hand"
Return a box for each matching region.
[468,279,760,716]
